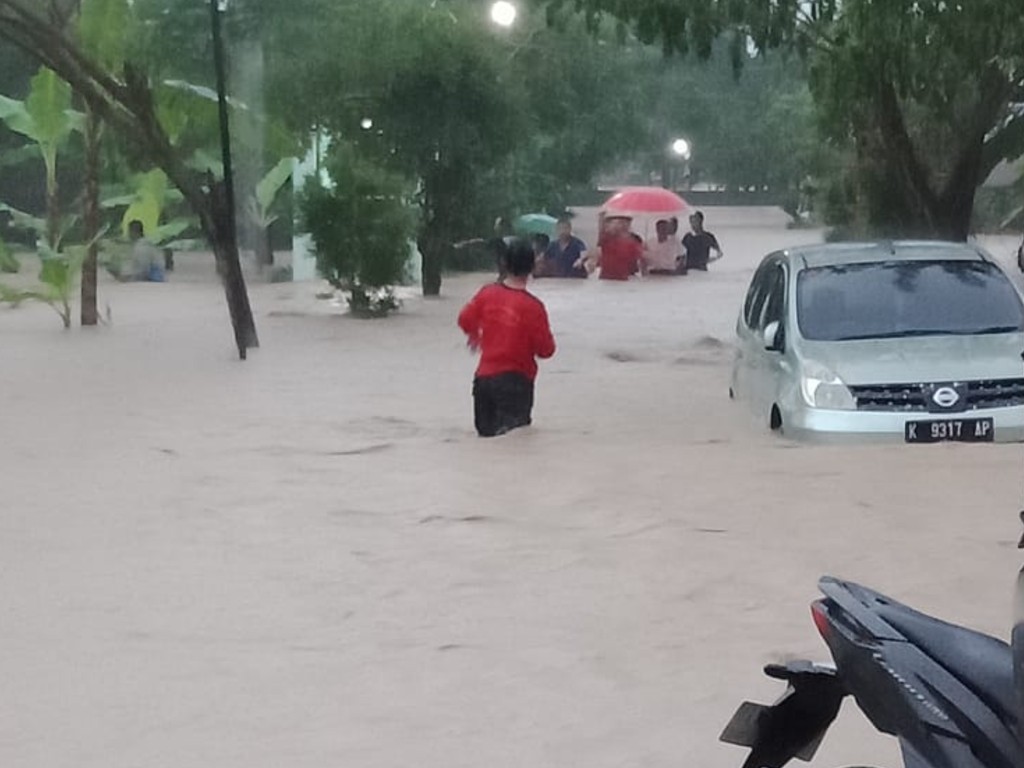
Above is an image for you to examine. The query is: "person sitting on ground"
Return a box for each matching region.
[457,238,556,438]
[117,220,165,282]
[595,215,644,281]
[543,217,588,279]
[645,219,681,275]
[681,211,723,272]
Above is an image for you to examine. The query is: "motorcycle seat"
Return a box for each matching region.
[878,603,1016,723]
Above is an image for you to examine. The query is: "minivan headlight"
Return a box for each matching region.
[800,365,856,410]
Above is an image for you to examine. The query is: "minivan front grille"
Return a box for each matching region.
[850,384,927,412]
[966,379,1024,410]
[850,378,1024,412]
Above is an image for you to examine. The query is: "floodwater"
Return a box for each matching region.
[2,210,1022,767]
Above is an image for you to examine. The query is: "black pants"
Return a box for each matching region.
[473,373,534,437]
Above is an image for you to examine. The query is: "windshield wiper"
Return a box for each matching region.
[833,330,956,341]
[832,326,1023,341]
[961,325,1023,335]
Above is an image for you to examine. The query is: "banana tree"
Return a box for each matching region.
[0,67,83,251]
[113,168,178,237]
[0,238,94,329]
[0,201,83,323]
[246,157,293,267]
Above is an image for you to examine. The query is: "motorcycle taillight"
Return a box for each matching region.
[811,601,831,639]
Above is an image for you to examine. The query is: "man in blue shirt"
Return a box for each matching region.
[542,217,588,278]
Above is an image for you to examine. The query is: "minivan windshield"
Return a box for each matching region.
[797,260,1024,342]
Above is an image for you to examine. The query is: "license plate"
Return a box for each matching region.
[905,418,994,443]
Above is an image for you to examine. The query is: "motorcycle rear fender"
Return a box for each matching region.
[720,661,846,768]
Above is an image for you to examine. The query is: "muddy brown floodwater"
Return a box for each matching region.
[2,209,1022,767]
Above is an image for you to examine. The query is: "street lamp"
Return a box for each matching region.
[490,1,518,28]
[671,138,692,160]
[665,138,692,191]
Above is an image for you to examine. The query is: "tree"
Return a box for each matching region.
[494,18,652,214]
[362,2,526,295]
[631,44,824,210]
[300,142,415,317]
[275,0,657,294]
[273,0,526,296]
[0,0,258,357]
[534,0,1024,239]
[79,0,129,327]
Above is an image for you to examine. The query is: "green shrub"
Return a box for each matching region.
[299,143,416,317]
[0,239,18,273]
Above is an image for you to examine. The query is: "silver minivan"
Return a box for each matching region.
[731,241,1024,442]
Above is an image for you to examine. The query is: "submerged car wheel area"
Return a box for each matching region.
[731,241,1024,443]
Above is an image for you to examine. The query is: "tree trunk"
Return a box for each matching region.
[419,234,444,296]
[935,133,988,242]
[864,133,982,242]
[81,105,100,327]
[856,77,997,242]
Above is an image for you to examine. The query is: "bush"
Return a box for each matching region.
[299,143,416,316]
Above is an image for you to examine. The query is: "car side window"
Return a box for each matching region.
[744,261,774,328]
[759,264,787,331]
[742,270,762,327]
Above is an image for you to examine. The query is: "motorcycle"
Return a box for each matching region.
[719,514,1024,768]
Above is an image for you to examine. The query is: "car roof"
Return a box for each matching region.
[778,241,990,269]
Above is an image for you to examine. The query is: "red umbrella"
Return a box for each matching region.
[602,186,690,217]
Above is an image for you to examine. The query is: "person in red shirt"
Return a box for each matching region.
[596,215,644,280]
[458,239,556,437]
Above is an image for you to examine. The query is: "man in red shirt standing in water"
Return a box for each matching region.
[458,239,556,437]
[595,215,644,280]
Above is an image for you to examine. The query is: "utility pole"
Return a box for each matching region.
[209,0,258,359]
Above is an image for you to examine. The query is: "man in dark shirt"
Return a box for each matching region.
[541,217,588,278]
[681,211,723,271]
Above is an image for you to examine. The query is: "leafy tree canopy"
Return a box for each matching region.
[535,0,1024,238]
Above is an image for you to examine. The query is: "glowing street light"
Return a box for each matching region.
[490,1,518,28]
[671,138,692,160]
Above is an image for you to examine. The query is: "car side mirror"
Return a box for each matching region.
[764,321,784,352]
